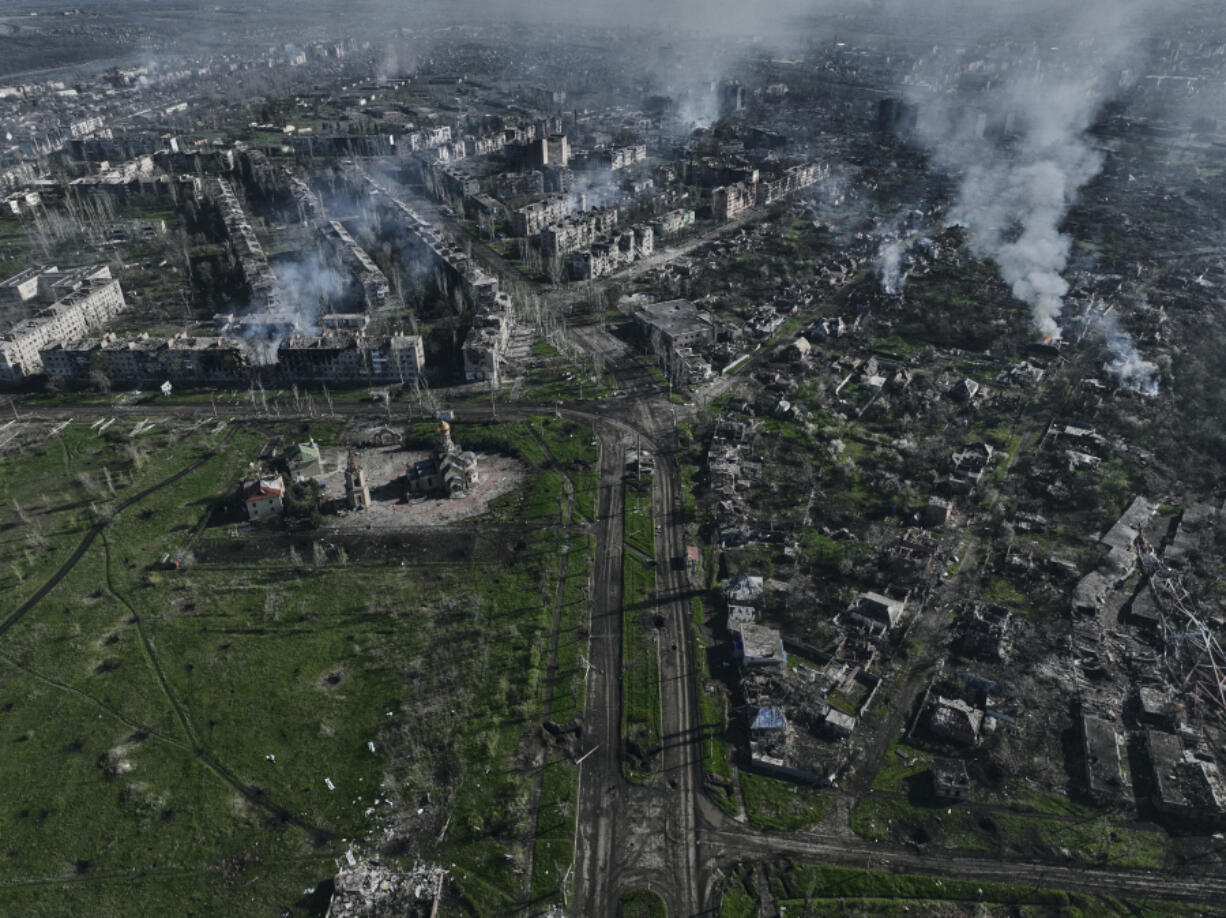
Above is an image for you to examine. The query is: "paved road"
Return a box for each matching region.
[570,429,625,916]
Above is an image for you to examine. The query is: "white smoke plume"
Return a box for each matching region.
[905,2,1152,341]
[1097,309,1160,395]
[876,237,908,296]
[874,209,928,296]
[231,252,349,364]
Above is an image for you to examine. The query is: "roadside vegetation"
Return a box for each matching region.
[622,474,661,782]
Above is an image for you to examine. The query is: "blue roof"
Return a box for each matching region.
[751,707,786,731]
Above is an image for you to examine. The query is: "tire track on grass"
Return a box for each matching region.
[99,531,336,843]
[0,424,335,844]
[1,430,236,636]
[0,648,192,754]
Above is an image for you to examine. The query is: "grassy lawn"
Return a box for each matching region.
[716,869,759,918]
[620,887,668,917]
[624,476,654,558]
[0,416,597,916]
[869,740,933,793]
[748,862,1201,918]
[850,795,1170,870]
[0,419,254,610]
[691,596,735,813]
[740,772,832,831]
[529,760,578,903]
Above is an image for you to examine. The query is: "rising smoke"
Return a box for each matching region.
[1097,308,1160,396]
[875,237,908,296]
[232,253,349,364]
[894,4,1151,342]
[874,208,929,297]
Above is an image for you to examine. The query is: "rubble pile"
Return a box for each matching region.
[326,861,446,918]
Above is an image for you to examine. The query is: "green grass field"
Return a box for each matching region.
[713,862,1206,918]
[850,795,1170,870]
[739,773,832,831]
[0,415,598,916]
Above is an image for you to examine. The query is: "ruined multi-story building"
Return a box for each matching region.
[41,331,247,386]
[567,225,653,281]
[0,265,126,381]
[424,160,481,201]
[510,195,570,237]
[712,181,754,220]
[212,177,281,310]
[462,304,513,383]
[633,298,715,352]
[494,170,544,199]
[575,143,646,172]
[362,171,513,316]
[319,219,393,312]
[540,207,620,257]
[756,162,828,205]
[276,332,425,384]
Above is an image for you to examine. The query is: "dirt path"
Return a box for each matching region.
[1,429,236,635]
[98,528,337,842]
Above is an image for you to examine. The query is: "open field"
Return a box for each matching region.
[0,414,599,915]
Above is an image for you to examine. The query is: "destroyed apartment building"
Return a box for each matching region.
[211,177,282,312]
[635,298,717,387]
[319,219,397,313]
[40,329,425,387]
[1049,487,1226,826]
[0,265,127,381]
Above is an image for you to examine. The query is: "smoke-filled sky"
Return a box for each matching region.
[903,1,1153,340]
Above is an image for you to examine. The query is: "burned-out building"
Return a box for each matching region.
[712,182,754,220]
[462,301,514,383]
[319,219,395,313]
[726,574,765,627]
[849,591,906,631]
[277,333,425,384]
[1081,713,1128,806]
[1,265,126,381]
[927,696,984,747]
[634,299,715,353]
[651,208,695,238]
[1143,730,1226,824]
[931,758,971,802]
[405,420,479,499]
[41,331,247,386]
